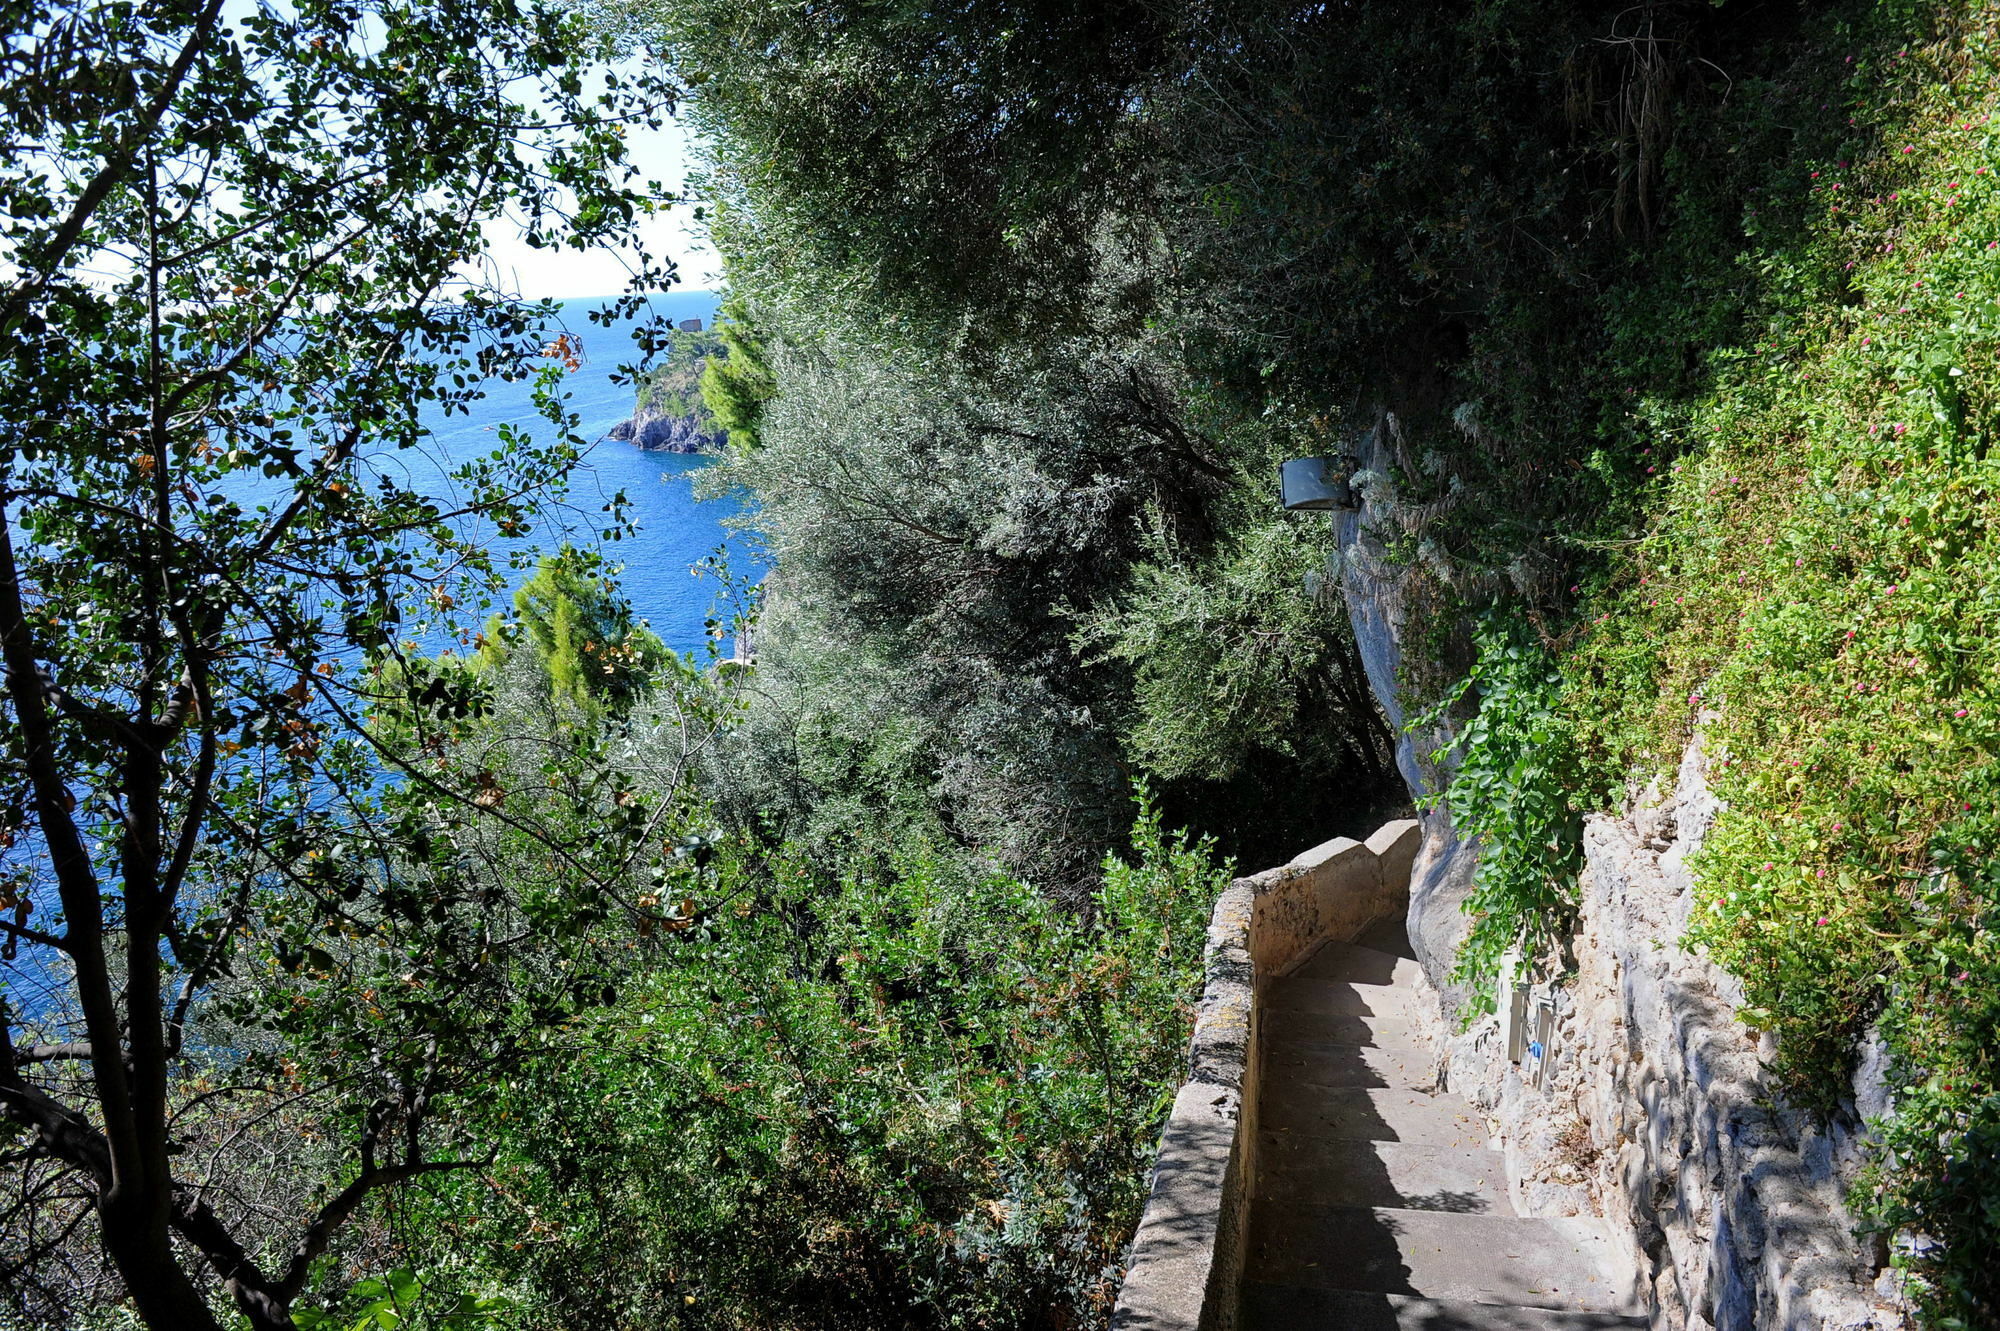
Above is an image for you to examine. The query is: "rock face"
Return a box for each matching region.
[1333,415,1485,1018]
[1333,414,1908,1331]
[606,401,720,453]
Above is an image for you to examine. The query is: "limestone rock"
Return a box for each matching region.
[1333,415,1483,1015]
[606,402,720,453]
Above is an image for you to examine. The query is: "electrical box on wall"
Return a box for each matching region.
[1497,948,1530,1063]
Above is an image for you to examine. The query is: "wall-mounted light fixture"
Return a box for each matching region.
[1278,455,1362,511]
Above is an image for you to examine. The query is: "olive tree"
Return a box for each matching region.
[0,0,685,1325]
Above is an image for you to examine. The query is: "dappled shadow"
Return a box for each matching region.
[1241,1283,1649,1329]
[1291,942,1406,986]
[1398,1188,1488,1214]
[1354,915,1419,960]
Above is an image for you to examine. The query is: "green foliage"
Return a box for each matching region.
[493,545,673,714]
[0,0,677,1321]
[293,1269,513,1331]
[632,0,1174,341]
[1083,519,1362,780]
[698,295,778,450]
[1415,618,1586,1017]
[699,330,1238,891]
[1542,9,2000,1320]
[401,795,1226,1330]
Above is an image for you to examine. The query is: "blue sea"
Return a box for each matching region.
[1,291,754,1021]
[413,289,760,656]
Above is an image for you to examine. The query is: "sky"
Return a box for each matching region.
[476,95,722,300]
[0,21,723,302]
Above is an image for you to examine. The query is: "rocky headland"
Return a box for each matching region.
[607,319,724,454]
[606,403,721,453]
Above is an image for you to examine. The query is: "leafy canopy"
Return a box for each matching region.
[0,0,683,1326]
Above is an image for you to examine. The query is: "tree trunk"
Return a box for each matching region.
[101,1199,227,1331]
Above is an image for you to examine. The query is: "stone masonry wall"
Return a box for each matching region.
[1431,738,1907,1331]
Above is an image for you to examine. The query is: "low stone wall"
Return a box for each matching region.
[1110,818,1420,1331]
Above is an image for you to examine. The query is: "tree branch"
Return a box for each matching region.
[10,1044,94,1065]
[0,1016,112,1186]
[271,1155,490,1301]
[0,0,229,326]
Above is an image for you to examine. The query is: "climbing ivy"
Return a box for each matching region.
[1414,617,1587,1017]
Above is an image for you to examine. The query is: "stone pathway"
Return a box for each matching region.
[1241,927,1646,1330]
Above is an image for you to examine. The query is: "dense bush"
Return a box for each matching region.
[398,796,1225,1331]
[691,321,1395,890]
[1413,619,1590,1015]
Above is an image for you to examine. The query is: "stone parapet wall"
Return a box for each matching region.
[1110,819,1420,1331]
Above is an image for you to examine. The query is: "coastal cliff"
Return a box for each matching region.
[607,402,721,453]
[608,320,724,454]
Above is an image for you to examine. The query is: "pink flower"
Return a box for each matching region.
[1888,584,1899,594]
[1954,709,1970,718]
[1817,916,1830,926]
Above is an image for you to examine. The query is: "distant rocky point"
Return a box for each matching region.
[607,319,724,453]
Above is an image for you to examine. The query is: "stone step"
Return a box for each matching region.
[1264,1039,1436,1092]
[1241,1285,1651,1330]
[1244,1205,1638,1314]
[1286,940,1429,988]
[1350,916,1419,960]
[1260,1086,1491,1148]
[1263,1006,1425,1049]
[1266,976,1428,1021]
[1256,1136,1511,1214]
